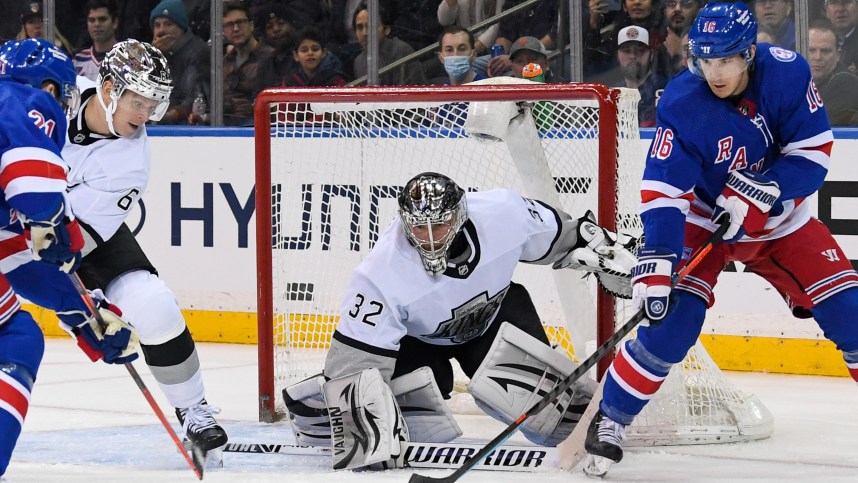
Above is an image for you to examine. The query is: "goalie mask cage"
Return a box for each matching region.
[254,82,773,447]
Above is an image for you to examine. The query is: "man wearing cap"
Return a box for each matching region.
[487,36,563,82]
[150,0,210,125]
[15,0,75,54]
[825,0,858,74]
[614,25,667,127]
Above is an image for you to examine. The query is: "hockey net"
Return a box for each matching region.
[255,81,773,445]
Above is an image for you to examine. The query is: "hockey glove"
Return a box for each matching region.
[553,210,638,299]
[22,202,84,273]
[631,247,676,321]
[712,170,781,243]
[61,289,140,364]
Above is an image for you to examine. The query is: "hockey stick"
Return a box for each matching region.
[67,272,205,480]
[408,220,729,483]
[223,440,558,472]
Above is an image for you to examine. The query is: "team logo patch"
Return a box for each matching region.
[769,47,796,62]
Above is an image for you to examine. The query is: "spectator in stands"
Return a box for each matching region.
[214,1,273,126]
[826,0,858,74]
[73,0,119,81]
[437,0,504,56]
[584,0,666,79]
[487,36,564,82]
[353,2,426,85]
[655,0,701,77]
[286,26,348,86]
[435,25,487,84]
[809,20,858,125]
[16,0,76,54]
[754,0,795,50]
[150,0,210,125]
[614,25,666,127]
[254,4,300,96]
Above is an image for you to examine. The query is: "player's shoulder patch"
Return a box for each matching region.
[768,46,796,62]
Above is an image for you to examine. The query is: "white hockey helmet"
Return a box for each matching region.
[398,172,468,275]
[96,39,172,134]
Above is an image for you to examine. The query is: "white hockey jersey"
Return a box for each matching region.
[336,189,566,351]
[63,76,150,246]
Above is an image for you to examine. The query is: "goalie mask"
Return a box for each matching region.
[398,173,467,276]
[97,39,172,136]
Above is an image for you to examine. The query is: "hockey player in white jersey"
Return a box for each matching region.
[283,172,637,469]
[2,40,227,454]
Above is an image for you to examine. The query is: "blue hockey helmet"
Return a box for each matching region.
[0,38,80,119]
[688,2,757,77]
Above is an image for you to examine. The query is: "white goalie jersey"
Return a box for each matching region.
[63,76,150,248]
[335,189,568,352]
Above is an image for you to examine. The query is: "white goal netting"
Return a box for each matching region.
[255,81,773,446]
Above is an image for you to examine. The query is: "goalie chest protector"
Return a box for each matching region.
[336,189,563,350]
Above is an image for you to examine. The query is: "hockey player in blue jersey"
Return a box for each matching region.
[0,38,137,479]
[583,2,858,477]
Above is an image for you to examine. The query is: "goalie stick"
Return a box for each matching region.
[223,440,558,472]
[67,273,205,480]
[408,220,729,483]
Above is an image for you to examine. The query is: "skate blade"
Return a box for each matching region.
[583,454,613,479]
[206,446,224,468]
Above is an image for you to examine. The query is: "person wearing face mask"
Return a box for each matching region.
[436,25,486,84]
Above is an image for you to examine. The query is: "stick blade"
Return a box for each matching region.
[190,443,206,479]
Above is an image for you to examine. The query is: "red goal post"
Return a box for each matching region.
[255,83,628,422]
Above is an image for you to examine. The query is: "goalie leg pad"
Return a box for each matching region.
[283,374,331,446]
[391,366,462,443]
[468,322,595,447]
[323,368,409,470]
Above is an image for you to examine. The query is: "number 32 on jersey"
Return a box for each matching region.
[347,293,384,326]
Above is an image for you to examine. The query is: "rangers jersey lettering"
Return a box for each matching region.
[336,189,564,350]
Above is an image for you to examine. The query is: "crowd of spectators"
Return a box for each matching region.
[1,0,855,127]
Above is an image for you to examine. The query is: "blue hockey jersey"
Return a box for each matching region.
[640,44,834,259]
[0,80,70,228]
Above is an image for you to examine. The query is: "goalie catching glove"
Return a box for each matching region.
[57,289,139,364]
[553,210,637,299]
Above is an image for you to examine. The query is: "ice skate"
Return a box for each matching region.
[176,399,228,452]
[583,410,626,478]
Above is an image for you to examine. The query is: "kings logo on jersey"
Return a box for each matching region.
[425,286,509,343]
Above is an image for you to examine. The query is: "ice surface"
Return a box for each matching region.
[7,339,858,482]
